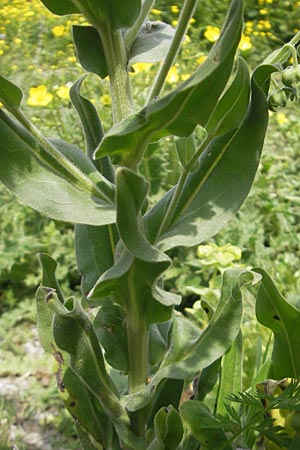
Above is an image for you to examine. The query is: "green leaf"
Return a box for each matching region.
[149,322,171,366]
[116,168,169,263]
[0,75,23,110]
[48,293,129,425]
[145,64,277,251]
[72,27,108,79]
[217,331,243,415]
[0,110,116,225]
[40,0,141,31]
[255,268,300,378]
[75,223,117,296]
[129,21,175,65]
[124,269,258,411]
[154,406,184,449]
[147,378,184,428]
[206,57,250,136]
[39,0,79,15]
[70,76,104,155]
[175,134,200,172]
[62,368,109,447]
[94,0,243,164]
[89,247,176,322]
[180,401,233,450]
[36,286,57,354]
[38,252,64,302]
[93,300,128,372]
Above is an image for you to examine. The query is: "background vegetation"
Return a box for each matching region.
[1,0,300,448]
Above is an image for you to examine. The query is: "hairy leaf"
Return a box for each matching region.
[129,21,175,65]
[0,110,115,225]
[48,293,129,424]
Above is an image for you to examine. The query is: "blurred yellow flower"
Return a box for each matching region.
[27,85,53,106]
[239,35,252,51]
[56,85,70,100]
[276,112,288,126]
[100,94,111,106]
[166,66,179,83]
[257,20,272,30]
[172,20,178,27]
[170,5,179,13]
[67,56,77,63]
[151,8,161,15]
[259,8,268,14]
[204,26,220,43]
[196,55,207,65]
[51,25,66,37]
[189,18,196,25]
[13,38,22,45]
[131,62,153,74]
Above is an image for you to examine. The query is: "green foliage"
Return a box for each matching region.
[1,0,300,449]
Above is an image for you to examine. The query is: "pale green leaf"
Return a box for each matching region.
[0,110,116,225]
[129,21,175,65]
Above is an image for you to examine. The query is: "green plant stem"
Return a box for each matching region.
[125,0,156,52]
[126,272,149,437]
[97,24,132,123]
[147,0,198,101]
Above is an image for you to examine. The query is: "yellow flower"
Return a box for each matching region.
[27,85,53,106]
[259,8,268,14]
[131,62,153,74]
[100,94,111,106]
[196,55,207,65]
[276,112,288,126]
[189,18,196,25]
[257,20,272,30]
[67,56,77,63]
[13,38,22,45]
[0,101,3,108]
[56,85,70,100]
[151,8,161,15]
[166,66,179,83]
[239,35,252,51]
[204,26,220,43]
[170,5,179,13]
[172,20,178,27]
[51,25,66,37]
[181,73,190,81]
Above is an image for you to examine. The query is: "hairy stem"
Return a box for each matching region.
[98,24,132,123]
